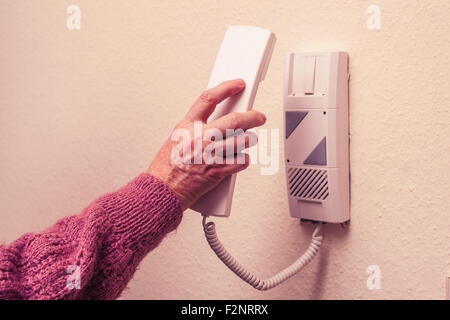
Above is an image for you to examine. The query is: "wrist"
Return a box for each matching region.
[148,166,189,211]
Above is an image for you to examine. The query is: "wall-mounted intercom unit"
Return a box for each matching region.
[284,52,350,223]
[195,26,350,291]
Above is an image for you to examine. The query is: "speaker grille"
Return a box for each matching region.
[287,167,329,201]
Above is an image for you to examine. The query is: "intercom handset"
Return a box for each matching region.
[191,25,276,217]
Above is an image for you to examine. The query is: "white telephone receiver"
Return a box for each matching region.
[191,25,276,217]
[197,26,350,291]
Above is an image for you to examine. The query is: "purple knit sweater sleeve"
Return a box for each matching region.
[0,173,183,300]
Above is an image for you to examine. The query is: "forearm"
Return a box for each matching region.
[0,173,182,300]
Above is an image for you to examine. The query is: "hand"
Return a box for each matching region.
[148,79,266,211]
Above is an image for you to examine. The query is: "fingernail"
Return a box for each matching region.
[234,79,246,92]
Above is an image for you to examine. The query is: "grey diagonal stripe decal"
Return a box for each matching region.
[285,111,308,139]
[303,137,327,166]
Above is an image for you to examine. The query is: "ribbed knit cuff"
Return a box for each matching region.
[95,173,183,251]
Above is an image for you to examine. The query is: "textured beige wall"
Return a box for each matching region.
[1,1,449,299]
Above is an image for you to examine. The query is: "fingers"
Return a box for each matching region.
[220,153,251,176]
[214,130,258,155]
[187,79,246,121]
[203,131,257,165]
[206,110,266,136]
